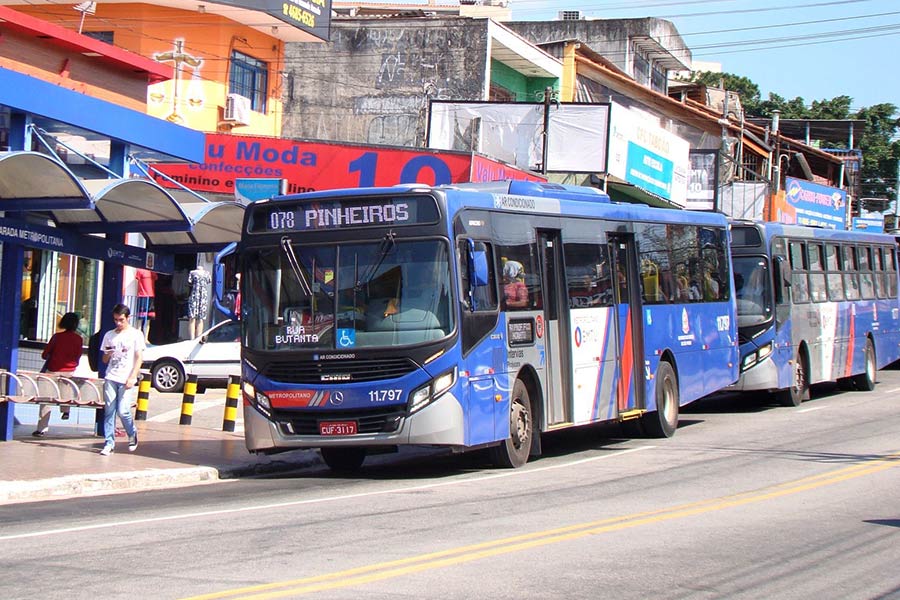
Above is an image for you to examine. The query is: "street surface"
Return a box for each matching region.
[2,370,900,599]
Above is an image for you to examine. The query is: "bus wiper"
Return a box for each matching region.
[280,236,312,296]
[356,231,396,289]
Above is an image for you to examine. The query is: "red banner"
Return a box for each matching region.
[151,133,543,196]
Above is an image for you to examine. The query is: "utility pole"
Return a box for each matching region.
[541,87,552,175]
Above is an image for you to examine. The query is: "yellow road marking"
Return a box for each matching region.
[182,452,900,599]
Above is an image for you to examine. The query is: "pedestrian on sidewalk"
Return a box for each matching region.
[99,304,145,456]
[32,312,83,437]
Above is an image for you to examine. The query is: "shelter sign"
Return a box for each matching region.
[0,217,173,272]
[235,178,286,204]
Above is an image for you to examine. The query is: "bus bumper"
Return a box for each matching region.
[725,356,779,392]
[243,392,466,453]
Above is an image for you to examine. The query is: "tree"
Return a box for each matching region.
[700,71,899,205]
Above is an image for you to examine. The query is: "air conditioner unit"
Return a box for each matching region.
[559,10,583,20]
[224,93,252,125]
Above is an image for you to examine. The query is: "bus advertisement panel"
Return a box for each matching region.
[236,181,739,471]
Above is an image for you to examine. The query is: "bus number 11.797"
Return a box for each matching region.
[369,389,403,403]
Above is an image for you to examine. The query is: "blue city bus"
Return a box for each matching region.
[728,220,900,405]
[237,181,739,470]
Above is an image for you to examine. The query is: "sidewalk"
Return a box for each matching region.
[0,419,321,504]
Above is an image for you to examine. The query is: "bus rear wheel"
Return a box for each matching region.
[320,447,367,472]
[489,379,533,468]
[642,361,678,438]
[853,338,876,391]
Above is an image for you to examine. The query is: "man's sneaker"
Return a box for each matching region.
[128,432,138,452]
[99,445,114,456]
[32,429,47,437]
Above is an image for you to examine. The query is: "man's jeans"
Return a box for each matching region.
[103,380,136,447]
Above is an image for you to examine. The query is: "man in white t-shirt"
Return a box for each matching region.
[99,303,146,456]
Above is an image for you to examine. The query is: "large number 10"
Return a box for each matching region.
[348,152,453,187]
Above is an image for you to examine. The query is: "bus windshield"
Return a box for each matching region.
[733,255,773,328]
[242,238,454,351]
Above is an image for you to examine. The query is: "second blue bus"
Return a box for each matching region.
[728,220,900,405]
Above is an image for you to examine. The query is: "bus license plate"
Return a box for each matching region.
[319,421,358,436]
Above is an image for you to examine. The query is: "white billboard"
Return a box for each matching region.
[428,101,609,173]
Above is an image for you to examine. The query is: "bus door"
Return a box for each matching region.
[608,234,646,413]
[539,230,573,425]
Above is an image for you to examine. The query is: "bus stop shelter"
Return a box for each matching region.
[0,70,245,440]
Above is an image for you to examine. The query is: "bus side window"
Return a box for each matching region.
[789,241,810,303]
[843,245,860,300]
[807,243,827,303]
[858,245,876,299]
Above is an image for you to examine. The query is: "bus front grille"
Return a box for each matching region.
[263,358,419,383]
[274,407,406,435]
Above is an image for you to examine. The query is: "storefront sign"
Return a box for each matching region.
[686,150,718,211]
[852,216,884,232]
[0,217,173,272]
[774,177,848,229]
[607,104,690,207]
[152,134,543,195]
[214,0,331,41]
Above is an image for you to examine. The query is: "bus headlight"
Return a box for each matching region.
[243,381,272,417]
[741,342,774,372]
[409,367,457,413]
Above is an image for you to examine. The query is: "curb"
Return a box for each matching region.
[0,466,220,504]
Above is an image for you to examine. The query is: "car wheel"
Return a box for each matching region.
[151,359,185,393]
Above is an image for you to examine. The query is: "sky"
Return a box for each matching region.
[509,0,899,113]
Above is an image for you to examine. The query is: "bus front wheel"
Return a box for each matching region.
[320,447,367,472]
[853,338,876,391]
[642,361,678,438]
[489,379,533,468]
[778,349,809,407]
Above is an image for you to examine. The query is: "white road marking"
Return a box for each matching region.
[0,446,655,541]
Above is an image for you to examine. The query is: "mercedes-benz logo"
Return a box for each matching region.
[330,391,344,405]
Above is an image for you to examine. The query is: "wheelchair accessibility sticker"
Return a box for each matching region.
[337,328,356,348]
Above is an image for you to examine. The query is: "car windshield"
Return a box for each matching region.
[733,256,773,328]
[242,239,454,351]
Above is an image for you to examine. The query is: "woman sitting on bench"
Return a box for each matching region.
[33,312,83,437]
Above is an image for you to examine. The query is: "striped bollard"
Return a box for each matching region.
[135,377,152,420]
[222,375,241,432]
[179,374,198,426]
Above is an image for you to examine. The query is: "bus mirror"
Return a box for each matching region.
[774,256,789,303]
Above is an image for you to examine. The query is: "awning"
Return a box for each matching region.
[606,179,681,209]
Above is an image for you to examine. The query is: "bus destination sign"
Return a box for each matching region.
[249,195,440,233]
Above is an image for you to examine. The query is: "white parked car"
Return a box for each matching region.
[141,320,241,393]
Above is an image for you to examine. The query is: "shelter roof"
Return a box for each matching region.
[0,151,243,253]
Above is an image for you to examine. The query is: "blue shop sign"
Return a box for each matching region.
[625,142,674,200]
[785,176,847,229]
